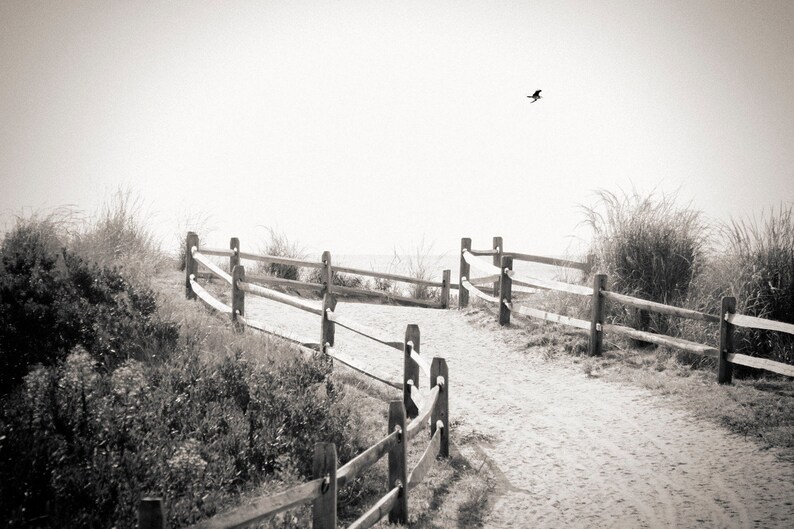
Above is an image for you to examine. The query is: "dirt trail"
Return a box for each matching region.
[244,296,794,528]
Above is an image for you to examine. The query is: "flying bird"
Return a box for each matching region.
[528,89,542,103]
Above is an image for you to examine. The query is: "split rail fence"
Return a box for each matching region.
[458,236,794,384]
[138,232,451,529]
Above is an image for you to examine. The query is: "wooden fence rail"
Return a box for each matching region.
[460,236,794,385]
[188,232,452,309]
[139,232,453,528]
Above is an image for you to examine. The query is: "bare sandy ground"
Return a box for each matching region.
[241,295,794,528]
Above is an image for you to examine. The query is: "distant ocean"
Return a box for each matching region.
[335,254,586,283]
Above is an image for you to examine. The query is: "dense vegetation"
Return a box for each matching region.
[0,207,375,528]
[580,189,794,368]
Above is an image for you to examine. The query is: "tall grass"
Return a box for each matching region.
[73,189,165,283]
[257,227,307,280]
[403,238,442,300]
[722,204,794,365]
[581,189,709,335]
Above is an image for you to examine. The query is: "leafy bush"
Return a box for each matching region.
[0,219,179,393]
[0,340,368,528]
[582,189,708,335]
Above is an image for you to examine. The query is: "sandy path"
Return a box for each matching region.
[243,296,794,528]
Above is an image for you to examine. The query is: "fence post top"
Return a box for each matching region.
[321,250,332,264]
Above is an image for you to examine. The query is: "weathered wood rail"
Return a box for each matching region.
[137,232,453,528]
[459,236,794,384]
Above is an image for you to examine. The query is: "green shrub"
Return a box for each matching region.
[582,189,708,335]
[0,219,179,393]
[0,341,367,528]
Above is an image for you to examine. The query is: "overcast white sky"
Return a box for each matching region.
[2,0,793,256]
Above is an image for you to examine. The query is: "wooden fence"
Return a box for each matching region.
[458,236,794,384]
[137,232,451,529]
[186,233,451,310]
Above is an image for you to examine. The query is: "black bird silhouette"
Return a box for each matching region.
[528,89,542,103]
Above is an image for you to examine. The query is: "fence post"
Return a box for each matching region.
[492,236,503,297]
[589,274,606,356]
[321,251,336,353]
[231,265,245,330]
[312,442,337,529]
[459,238,471,309]
[440,269,451,309]
[431,357,449,458]
[403,324,420,419]
[498,255,513,326]
[185,232,199,300]
[229,237,240,272]
[388,400,408,524]
[139,497,165,529]
[719,296,736,384]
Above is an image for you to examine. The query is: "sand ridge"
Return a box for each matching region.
[243,295,794,528]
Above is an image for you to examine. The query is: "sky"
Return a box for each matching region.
[1,0,793,258]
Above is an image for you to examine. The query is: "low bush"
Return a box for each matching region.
[0,219,179,393]
[0,342,367,528]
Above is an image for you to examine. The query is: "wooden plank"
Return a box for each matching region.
[331,284,443,308]
[459,238,471,308]
[507,252,589,271]
[460,280,499,304]
[510,303,591,330]
[388,401,408,524]
[139,498,165,529]
[237,250,324,269]
[346,487,401,529]
[601,290,720,323]
[404,325,421,418]
[590,274,606,356]
[337,430,400,488]
[245,273,324,293]
[324,347,403,390]
[185,232,199,300]
[431,358,449,458]
[492,236,503,297]
[719,297,735,384]
[462,250,501,276]
[238,281,323,316]
[333,265,445,287]
[440,269,451,309]
[188,479,323,529]
[469,274,500,286]
[190,277,233,314]
[407,428,442,489]
[469,248,498,256]
[193,251,233,285]
[198,247,236,257]
[507,270,592,296]
[410,348,432,378]
[603,324,719,357]
[326,310,403,351]
[727,313,794,336]
[499,256,513,326]
[312,443,336,529]
[406,386,440,441]
[726,353,794,378]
